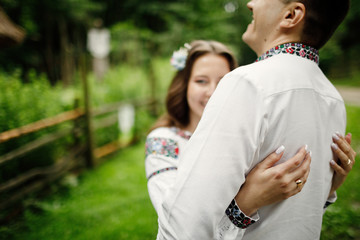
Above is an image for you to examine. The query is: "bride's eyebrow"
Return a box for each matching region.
[194,75,209,78]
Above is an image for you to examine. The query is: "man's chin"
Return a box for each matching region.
[242,32,252,47]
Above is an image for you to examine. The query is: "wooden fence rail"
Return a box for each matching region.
[0,146,84,211]
[0,97,155,218]
[0,109,84,144]
[0,127,73,166]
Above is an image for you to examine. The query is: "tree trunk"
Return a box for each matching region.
[59,17,73,86]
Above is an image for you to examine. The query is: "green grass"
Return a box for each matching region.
[321,105,360,240]
[1,142,158,240]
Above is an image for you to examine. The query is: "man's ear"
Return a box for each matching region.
[280,2,305,29]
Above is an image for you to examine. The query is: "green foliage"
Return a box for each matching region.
[2,0,360,82]
[2,142,157,240]
[0,55,170,181]
[110,22,149,65]
[330,73,360,87]
[0,0,104,83]
[0,71,75,182]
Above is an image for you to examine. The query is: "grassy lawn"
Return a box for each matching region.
[1,143,158,240]
[321,105,360,240]
[1,107,359,239]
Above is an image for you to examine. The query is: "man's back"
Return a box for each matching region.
[237,53,346,239]
[161,51,346,239]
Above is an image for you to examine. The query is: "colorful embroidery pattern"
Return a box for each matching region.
[147,167,178,180]
[256,43,319,65]
[145,137,179,159]
[225,200,256,229]
[170,127,192,140]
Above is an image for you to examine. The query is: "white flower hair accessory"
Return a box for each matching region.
[170,43,191,71]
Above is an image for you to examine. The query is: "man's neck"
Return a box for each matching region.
[256,36,303,57]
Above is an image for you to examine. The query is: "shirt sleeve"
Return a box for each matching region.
[216,199,260,239]
[145,135,179,217]
[157,71,267,239]
[323,191,337,212]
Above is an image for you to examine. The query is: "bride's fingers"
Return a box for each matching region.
[330,159,347,176]
[277,145,308,173]
[331,142,353,170]
[258,145,285,169]
[345,132,352,145]
[333,133,356,160]
[332,133,356,171]
[283,153,311,197]
[290,151,311,185]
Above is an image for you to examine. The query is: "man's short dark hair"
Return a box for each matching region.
[283,0,350,49]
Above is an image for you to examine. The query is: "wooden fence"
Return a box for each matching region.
[0,97,156,221]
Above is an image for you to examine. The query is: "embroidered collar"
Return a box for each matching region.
[170,127,192,140]
[256,43,319,65]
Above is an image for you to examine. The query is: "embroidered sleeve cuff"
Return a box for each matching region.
[225,199,259,229]
[147,166,177,181]
[324,191,337,209]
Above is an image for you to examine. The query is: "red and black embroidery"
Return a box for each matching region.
[256,43,319,65]
[225,199,256,229]
[147,167,178,180]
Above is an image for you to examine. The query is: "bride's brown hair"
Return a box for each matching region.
[151,40,238,131]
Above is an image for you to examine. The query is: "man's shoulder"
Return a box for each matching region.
[223,54,338,98]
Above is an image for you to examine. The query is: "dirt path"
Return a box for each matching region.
[336,86,360,106]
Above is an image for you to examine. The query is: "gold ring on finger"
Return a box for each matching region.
[295,179,303,188]
[347,159,351,165]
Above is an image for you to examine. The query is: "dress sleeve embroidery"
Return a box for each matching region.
[147,167,178,181]
[145,137,179,180]
[225,199,258,229]
[145,137,179,159]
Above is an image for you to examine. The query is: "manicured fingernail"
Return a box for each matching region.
[331,143,338,150]
[332,133,339,141]
[335,131,342,138]
[330,159,336,165]
[305,144,309,153]
[309,151,312,157]
[275,145,285,154]
[347,133,352,137]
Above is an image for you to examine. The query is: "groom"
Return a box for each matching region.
[158,0,350,239]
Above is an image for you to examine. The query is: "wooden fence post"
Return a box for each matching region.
[143,40,158,117]
[80,54,95,168]
[72,98,82,165]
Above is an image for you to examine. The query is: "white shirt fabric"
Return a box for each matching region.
[146,127,253,239]
[158,53,346,239]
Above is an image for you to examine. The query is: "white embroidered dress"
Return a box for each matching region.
[145,127,191,215]
[145,127,257,239]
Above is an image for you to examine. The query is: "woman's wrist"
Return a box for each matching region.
[234,186,259,216]
[328,188,336,199]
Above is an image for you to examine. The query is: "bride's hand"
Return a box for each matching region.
[329,132,357,197]
[235,145,311,216]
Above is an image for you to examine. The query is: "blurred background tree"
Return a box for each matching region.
[0,0,358,85]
